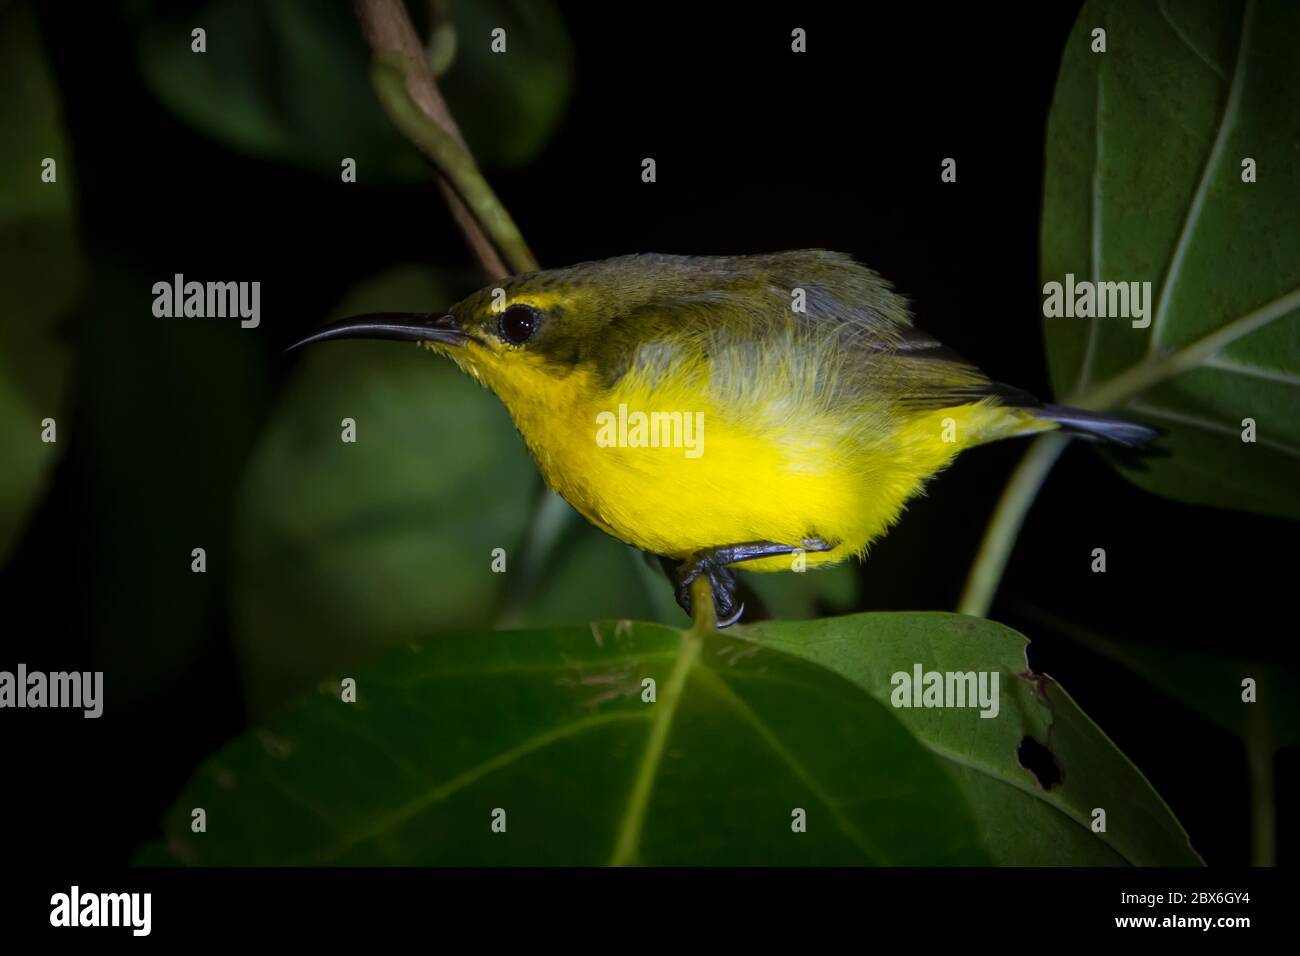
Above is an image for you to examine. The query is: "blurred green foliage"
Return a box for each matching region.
[133,0,574,180]
[0,1,83,564]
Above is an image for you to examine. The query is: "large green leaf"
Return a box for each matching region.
[155,619,987,865]
[0,1,83,563]
[134,0,572,180]
[153,613,1194,865]
[1042,0,1300,518]
[744,613,1203,865]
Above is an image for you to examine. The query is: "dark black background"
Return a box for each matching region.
[4,0,1295,872]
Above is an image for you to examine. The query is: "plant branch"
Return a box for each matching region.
[353,0,534,280]
[1072,283,1300,411]
[1246,709,1276,867]
[957,434,1069,617]
[371,53,537,276]
[689,576,719,633]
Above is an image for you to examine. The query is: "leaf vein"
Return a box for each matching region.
[1204,356,1300,388]
[695,667,888,862]
[311,710,647,863]
[1148,0,1255,350]
[1079,61,1106,392]
[1158,0,1228,80]
[608,628,701,865]
[1128,401,1300,458]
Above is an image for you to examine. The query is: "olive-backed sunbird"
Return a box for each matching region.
[291,251,1156,626]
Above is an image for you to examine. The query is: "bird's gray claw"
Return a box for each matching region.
[715,600,745,629]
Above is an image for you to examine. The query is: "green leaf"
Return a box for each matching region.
[133,0,572,180]
[744,613,1202,865]
[0,1,83,563]
[135,0,423,181]
[1042,0,1300,519]
[155,613,1194,865]
[159,619,990,865]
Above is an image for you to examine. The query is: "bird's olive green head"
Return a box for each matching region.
[289,254,749,379]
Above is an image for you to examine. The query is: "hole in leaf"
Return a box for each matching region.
[1017,735,1062,790]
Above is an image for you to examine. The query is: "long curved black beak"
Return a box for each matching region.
[286,312,479,351]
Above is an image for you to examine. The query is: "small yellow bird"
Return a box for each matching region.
[292,251,1155,625]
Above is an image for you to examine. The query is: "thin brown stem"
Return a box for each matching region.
[372,54,537,276]
[353,0,511,280]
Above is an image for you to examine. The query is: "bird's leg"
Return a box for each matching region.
[666,538,833,628]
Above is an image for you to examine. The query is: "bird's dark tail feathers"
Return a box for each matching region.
[1033,404,1161,449]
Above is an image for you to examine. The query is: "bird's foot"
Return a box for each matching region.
[668,538,833,628]
[674,559,744,628]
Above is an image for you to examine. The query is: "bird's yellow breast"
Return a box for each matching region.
[450,342,1049,572]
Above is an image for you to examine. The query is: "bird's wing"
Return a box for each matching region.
[600,250,1038,413]
[715,251,1038,413]
[613,254,1029,416]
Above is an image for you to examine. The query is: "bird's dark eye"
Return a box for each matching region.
[499,304,539,346]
